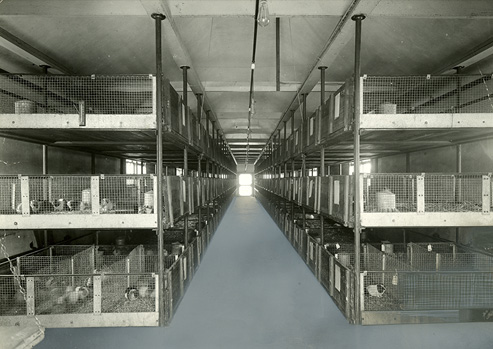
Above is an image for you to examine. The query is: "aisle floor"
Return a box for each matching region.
[37,196,492,348]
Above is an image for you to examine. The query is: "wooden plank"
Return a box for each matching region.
[0,114,157,129]
[0,313,159,328]
[361,212,493,227]
[360,113,493,129]
[0,214,158,230]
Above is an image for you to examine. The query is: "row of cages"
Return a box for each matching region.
[0,174,236,229]
[256,190,493,325]
[0,74,235,170]
[256,172,493,227]
[0,191,235,327]
[256,74,493,170]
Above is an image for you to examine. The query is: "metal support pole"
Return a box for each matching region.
[301,154,306,178]
[196,93,203,123]
[42,145,49,247]
[291,157,295,239]
[183,145,189,248]
[456,144,462,243]
[217,129,221,163]
[184,214,189,249]
[181,65,190,111]
[151,12,166,327]
[40,64,50,113]
[301,153,306,229]
[206,110,211,140]
[276,17,281,92]
[212,121,216,160]
[91,154,96,174]
[319,66,327,110]
[301,93,308,150]
[351,13,365,325]
[120,158,126,175]
[320,148,325,246]
[283,120,287,156]
[291,110,295,155]
[319,65,327,248]
[277,129,281,161]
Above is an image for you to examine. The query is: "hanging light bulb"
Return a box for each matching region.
[257,0,270,27]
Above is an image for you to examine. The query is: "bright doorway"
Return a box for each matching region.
[238,173,253,196]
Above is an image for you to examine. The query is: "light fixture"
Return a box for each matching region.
[257,0,270,27]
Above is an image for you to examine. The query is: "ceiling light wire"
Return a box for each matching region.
[246,0,262,171]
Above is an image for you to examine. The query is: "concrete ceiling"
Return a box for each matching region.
[1,0,493,165]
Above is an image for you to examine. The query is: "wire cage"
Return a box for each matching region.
[1,174,155,216]
[0,176,21,214]
[0,74,155,115]
[359,242,493,312]
[362,173,491,213]
[362,75,493,114]
[0,244,160,317]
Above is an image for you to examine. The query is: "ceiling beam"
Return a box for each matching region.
[0,27,74,75]
[171,81,344,93]
[3,1,492,18]
[52,141,156,146]
[435,37,493,75]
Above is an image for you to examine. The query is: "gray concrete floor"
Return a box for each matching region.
[37,196,492,348]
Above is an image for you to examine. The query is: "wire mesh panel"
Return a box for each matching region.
[330,175,352,224]
[164,176,184,224]
[72,247,96,275]
[0,176,21,214]
[49,245,96,257]
[363,174,415,212]
[0,74,155,115]
[306,236,318,272]
[100,175,155,214]
[362,271,405,311]
[101,274,156,313]
[362,75,493,114]
[397,271,493,311]
[332,259,352,317]
[424,174,485,212]
[363,173,489,213]
[319,248,331,292]
[18,257,71,275]
[169,258,182,315]
[95,255,127,274]
[0,276,27,315]
[9,175,157,215]
[34,275,93,315]
[24,175,92,214]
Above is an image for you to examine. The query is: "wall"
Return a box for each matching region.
[0,137,43,174]
[0,137,123,175]
[374,138,493,249]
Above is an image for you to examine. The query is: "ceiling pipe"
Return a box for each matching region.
[246,0,262,168]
